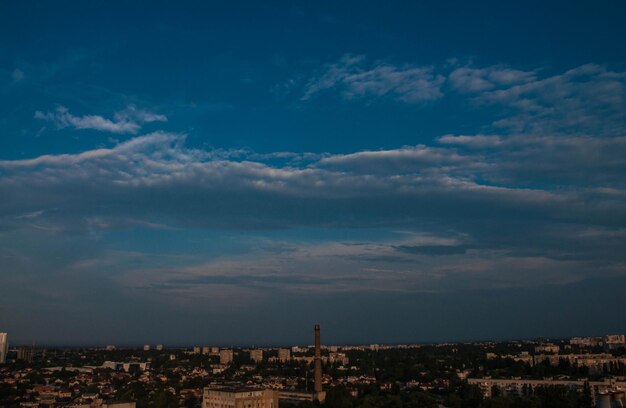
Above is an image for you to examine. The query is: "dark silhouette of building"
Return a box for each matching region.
[17,345,33,363]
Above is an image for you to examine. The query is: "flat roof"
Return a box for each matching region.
[205,386,266,393]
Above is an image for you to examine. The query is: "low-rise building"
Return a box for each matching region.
[534,344,560,354]
[570,337,603,347]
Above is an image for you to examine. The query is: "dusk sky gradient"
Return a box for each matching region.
[1,0,625,346]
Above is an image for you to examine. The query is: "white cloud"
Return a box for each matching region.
[437,134,503,148]
[1,130,626,299]
[317,145,468,174]
[449,65,536,93]
[0,131,619,233]
[34,105,167,134]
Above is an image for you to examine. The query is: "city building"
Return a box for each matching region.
[329,352,349,366]
[468,377,626,401]
[193,346,202,354]
[570,336,603,347]
[17,345,34,363]
[156,344,164,351]
[0,333,7,364]
[250,349,263,363]
[102,361,150,372]
[220,349,234,365]
[604,334,626,350]
[533,353,626,373]
[534,344,560,354]
[278,391,317,404]
[202,386,278,408]
[143,344,150,351]
[277,348,290,363]
[203,346,210,355]
[605,334,625,344]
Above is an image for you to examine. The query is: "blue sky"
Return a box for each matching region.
[1,0,626,346]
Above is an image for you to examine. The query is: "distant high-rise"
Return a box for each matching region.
[220,349,234,365]
[0,333,7,364]
[278,348,291,362]
[143,344,151,351]
[17,345,33,363]
[250,349,263,363]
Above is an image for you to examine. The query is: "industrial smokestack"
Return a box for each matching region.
[314,324,322,394]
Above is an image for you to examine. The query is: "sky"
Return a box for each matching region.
[1,0,625,346]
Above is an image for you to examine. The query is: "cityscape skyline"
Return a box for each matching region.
[0,328,624,406]
[1,1,626,345]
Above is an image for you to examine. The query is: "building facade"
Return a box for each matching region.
[250,349,263,363]
[202,387,278,408]
[0,333,7,364]
[17,345,33,363]
[220,349,234,365]
[277,348,290,363]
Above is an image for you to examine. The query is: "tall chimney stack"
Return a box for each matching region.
[314,324,322,394]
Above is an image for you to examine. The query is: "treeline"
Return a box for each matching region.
[281,383,594,408]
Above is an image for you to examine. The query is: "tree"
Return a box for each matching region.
[577,382,593,408]
[324,386,353,408]
[185,395,200,408]
[458,384,483,408]
[405,391,437,408]
[152,388,178,408]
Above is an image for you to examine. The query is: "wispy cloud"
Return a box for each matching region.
[34,105,167,134]
[302,55,445,103]
[293,58,625,140]
[478,64,626,135]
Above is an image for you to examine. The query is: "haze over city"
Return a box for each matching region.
[1,0,626,347]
